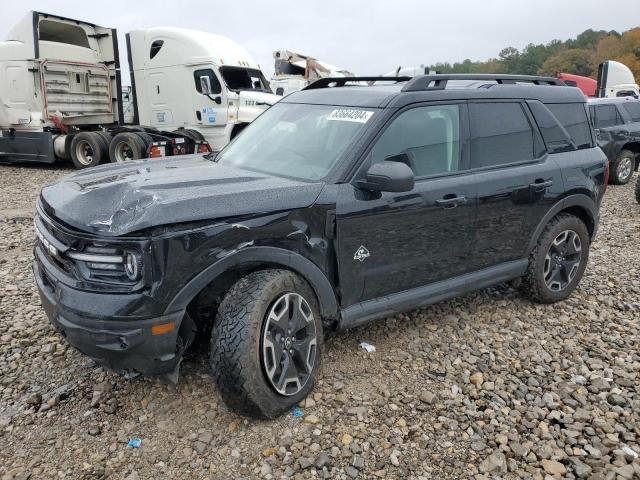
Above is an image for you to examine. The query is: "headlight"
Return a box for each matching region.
[66,245,144,285]
[124,252,142,281]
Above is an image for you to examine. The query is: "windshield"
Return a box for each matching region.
[220,66,271,92]
[217,103,375,181]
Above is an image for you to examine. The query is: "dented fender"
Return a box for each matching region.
[165,246,339,319]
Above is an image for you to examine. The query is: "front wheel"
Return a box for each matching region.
[210,270,323,418]
[521,214,590,304]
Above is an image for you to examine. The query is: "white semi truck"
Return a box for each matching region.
[0,11,278,168]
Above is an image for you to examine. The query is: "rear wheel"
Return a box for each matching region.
[210,269,323,418]
[70,132,108,169]
[610,149,635,185]
[109,132,147,162]
[521,214,590,303]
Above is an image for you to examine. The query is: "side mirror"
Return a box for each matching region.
[275,87,284,96]
[213,95,222,104]
[358,159,415,193]
[199,76,212,95]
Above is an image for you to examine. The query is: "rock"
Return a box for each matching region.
[298,457,312,469]
[541,459,566,475]
[614,464,635,479]
[419,391,437,404]
[262,447,277,457]
[193,441,207,454]
[341,433,353,445]
[389,450,400,466]
[572,459,592,478]
[479,451,507,474]
[25,392,42,406]
[197,431,213,444]
[345,466,359,478]
[314,452,331,469]
[469,372,484,387]
[87,425,101,436]
[606,393,627,407]
[304,414,320,425]
[352,455,364,469]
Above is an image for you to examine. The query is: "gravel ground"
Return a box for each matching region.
[0,164,639,480]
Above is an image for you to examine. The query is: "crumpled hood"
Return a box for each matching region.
[40,155,324,236]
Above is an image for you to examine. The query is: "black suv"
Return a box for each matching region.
[34,74,608,418]
[588,96,640,185]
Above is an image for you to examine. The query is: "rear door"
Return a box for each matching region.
[469,101,564,270]
[335,102,478,307]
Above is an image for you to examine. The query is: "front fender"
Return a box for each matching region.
[164,246,338,319]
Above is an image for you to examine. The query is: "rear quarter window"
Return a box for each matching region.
[545,103,593,150]
[594,104,624,128]
[622,102,640,122]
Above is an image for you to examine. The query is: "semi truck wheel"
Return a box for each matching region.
[70,132,108,169]
[174,128,205,142]
[109,133,147,162]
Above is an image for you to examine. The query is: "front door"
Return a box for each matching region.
[336,102,478,307]
[189,65,228,146]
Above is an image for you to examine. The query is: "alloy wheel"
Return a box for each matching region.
[543,229,582,291]
[262,292,317,396]
[617,157,633,182]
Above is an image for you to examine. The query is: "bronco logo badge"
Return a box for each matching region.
[354,246,370,262]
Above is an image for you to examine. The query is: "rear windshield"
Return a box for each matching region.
[545,103,593,149]
[622,101,640,122]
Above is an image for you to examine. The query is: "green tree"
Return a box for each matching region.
[539,49,595,76]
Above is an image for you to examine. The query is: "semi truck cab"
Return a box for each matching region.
[127,28,279,151]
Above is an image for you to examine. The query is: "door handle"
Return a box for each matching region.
[529,180,553,192]
[436,195,467,208]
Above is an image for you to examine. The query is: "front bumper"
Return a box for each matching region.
[33,256,188,377]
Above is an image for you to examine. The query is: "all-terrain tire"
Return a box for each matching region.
[70,132,108,169]
[109,132,147,162]
[609,149,635,185]
[210,269,323,418]
[521,214,590,304]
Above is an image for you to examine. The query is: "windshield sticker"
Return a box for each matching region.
[327,109,374,123]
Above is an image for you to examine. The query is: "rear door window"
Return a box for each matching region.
[545,103,593,149]
[594,104,623,128]
[469,102,537,169]
[621,101,640,122]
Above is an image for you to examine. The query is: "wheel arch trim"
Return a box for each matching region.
[165,246,339,319]
[527,194,597,253]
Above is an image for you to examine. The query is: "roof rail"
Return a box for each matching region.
[402,74,565,92]
[303,76,413,90]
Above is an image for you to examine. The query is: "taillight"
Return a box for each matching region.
[197,142,212,154]
[148,142,166,158]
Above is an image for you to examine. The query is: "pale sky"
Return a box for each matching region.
[2,0,639,83]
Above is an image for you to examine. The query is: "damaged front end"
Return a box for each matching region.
[33,199,195,383]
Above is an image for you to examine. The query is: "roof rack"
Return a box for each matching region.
[401,74,565,92]
[303,76,413,90]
